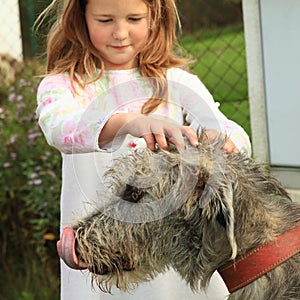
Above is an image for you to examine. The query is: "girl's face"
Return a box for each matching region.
[85,0,150,70]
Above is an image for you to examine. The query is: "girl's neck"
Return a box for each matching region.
[103,68,139,73]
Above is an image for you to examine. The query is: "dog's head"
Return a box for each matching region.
[104,136,238,258]
[72,136,238,292]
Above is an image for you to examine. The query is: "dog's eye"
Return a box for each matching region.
[122,185,144,203]
[131,191,139,202]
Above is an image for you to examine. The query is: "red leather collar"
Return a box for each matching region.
[218,220,300,293]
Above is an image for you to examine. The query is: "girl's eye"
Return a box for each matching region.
[128,17,143,22]
[98,19,112,23]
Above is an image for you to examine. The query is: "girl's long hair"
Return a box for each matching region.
[35,0,190,114]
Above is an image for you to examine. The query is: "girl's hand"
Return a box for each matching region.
[204,129,239,154]
[123,115,199,151]
[99,113,198,151]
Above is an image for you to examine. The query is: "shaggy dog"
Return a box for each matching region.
[58,135,300,300]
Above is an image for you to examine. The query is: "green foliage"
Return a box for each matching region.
[0,61,61,298]
[0,250,60,300]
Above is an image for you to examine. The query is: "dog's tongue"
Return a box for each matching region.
[57,226,87,270]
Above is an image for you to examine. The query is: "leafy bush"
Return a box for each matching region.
[0,61,60,299]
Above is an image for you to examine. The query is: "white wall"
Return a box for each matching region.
[260,0,300,168]
[243,0,300,195]
[1,0,23,60]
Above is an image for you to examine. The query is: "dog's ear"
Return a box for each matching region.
[200,183,237,259]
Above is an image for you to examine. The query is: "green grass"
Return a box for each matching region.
[179,24,251,136]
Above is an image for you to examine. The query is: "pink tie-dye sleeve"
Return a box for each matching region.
[36,74,109,154]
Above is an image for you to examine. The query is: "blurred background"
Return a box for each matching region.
[0,0,249,299]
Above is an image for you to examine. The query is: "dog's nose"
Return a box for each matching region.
[123,264,134,271]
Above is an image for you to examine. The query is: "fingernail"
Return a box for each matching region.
[193,140,199,147]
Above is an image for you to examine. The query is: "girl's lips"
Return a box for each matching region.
[111,45,130,50]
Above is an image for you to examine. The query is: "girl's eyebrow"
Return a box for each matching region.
[92,13,148,18]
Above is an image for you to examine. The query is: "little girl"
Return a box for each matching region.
[36,0,251,299]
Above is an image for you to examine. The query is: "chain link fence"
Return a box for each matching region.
[1,0,250,135]
[177,0,250,135]
[1,0,23,61]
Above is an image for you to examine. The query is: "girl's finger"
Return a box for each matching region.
[142,133,157,151]
[163,126,186,151]
[181,126,199,147]
[153,133,169,150]
[222,140,239,154]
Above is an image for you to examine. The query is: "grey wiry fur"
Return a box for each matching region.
[72,135,300,300]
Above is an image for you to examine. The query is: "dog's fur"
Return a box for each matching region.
[72,135,300,300]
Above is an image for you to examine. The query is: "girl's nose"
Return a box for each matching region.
[113,22,128,41]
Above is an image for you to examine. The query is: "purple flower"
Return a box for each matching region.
[16,95,23,102]
[3,162,11,168]
[28,132,42,141]
[10,153,17,160]
[33,179,42,185]
[28,179,43,186]
[8,93,16,102]
[9,134,18,144]
[29,173,39,179]
[175,48,183,56]
[19,78,28,87]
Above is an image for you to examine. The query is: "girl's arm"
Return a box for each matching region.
[169,69,251,156]
[98,113,198,151]
[37,75,198,153]
[37,75,109,154]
